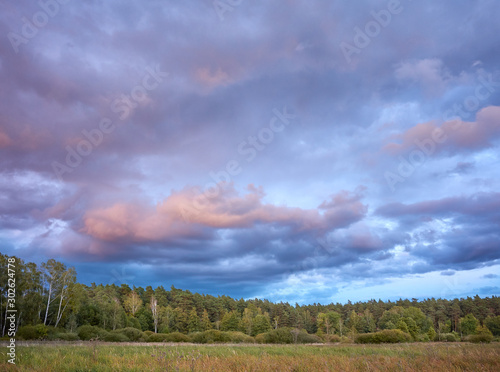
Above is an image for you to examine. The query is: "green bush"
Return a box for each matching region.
[17,324,49,340]
[467,326,494,343]
[55,332,80,341]
[143,330,154,337]
[104,332,130,342]
[227,331,254,343]
[355,329,411,344]
[17,326,38,340]
[126,316,142,331]
[324,334,342,343]
[256,328,294,344]
[164,332,191,343]
[112,327,143,341]
[437,333,458,342]
[415,334,430,342]
[191,330,231,343]
[354,333,378,344]
[255,333,266,344]
[297,331,322,344]
[147,333,169,342]
[77,325,109,341]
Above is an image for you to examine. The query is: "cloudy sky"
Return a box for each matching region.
[1,0,499,304]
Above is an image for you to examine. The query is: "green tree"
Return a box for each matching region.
[221,310,241,332]
[460,313,479,336]
[317,311,342,335]
[240,308,253,335]
[124,291,143,316]
[252,314,271,336]
[397,319,409,333]
[485,315,500,336]
[201,309,212,331]
[187,307,201,333]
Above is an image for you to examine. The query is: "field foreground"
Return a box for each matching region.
[1,342,499,371]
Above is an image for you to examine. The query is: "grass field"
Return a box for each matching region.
[1,342,499,371]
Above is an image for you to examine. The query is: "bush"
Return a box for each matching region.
[227,331,254,343]
[147,332,191,343]
[147,333,169,342]
[255,333,266,344]
[324,334,342,343]
[55,332,80,341]
[112,327,143,341]
[46,327,66,341]
[255,328,294,344]
[17,324,49,340]
[77,325,109,341]
[437,333,458,342]
[355,330,411,344]
[126,316,142,331]
[354,333,378,344]
[104,332,129,342]
[467,326,494,343]
[297,331,322,344]
[164,332,191,343]
[415,334,430,342]
[143,330,154,337]
[191,330,231,344]
[17,326,38,340]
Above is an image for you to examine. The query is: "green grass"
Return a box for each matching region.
[2,342,499,371]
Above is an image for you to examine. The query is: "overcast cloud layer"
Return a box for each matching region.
[1,0,499,304]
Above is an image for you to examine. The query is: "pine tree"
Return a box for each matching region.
[187,307,201,333]
[201,309,212,331]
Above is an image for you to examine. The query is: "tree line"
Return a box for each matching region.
[1,254,499,341]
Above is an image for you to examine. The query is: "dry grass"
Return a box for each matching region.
[1,342,499,371]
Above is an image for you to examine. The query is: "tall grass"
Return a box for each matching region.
[1,342,499,371]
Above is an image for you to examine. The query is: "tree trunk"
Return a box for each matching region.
[44,281,53,325]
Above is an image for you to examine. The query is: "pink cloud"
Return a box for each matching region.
[0,131,12,148]
[82,184,367,243]
[383,105,500,155]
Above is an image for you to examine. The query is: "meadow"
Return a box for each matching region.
[1,342,499,371]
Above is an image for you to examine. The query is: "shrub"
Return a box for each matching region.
[126,316,142,331]
[164,332,191,343]
[437,333,458,342]
[17,324,49,340]
[17,326,38,340]
[415,334,430,342]
[324,334,342,343]
[297,331,322,344]
[377,329,412,343]
[147,333,169,342]
[255,328,294,344]
[354,333,378,344]
[55,333,80,341]
[112,327,143,341]
[104,332,129,342]
[143,330,154,336]
[255,333,266,344]
[467,326,494,343]
[191,330,231,343]
[227,331,254,343]
[77,325,109,341]
[355,329,411,344]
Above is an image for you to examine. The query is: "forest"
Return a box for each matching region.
[1,254,499,344]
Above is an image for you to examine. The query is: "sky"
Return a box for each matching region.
[0,0,499,305]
